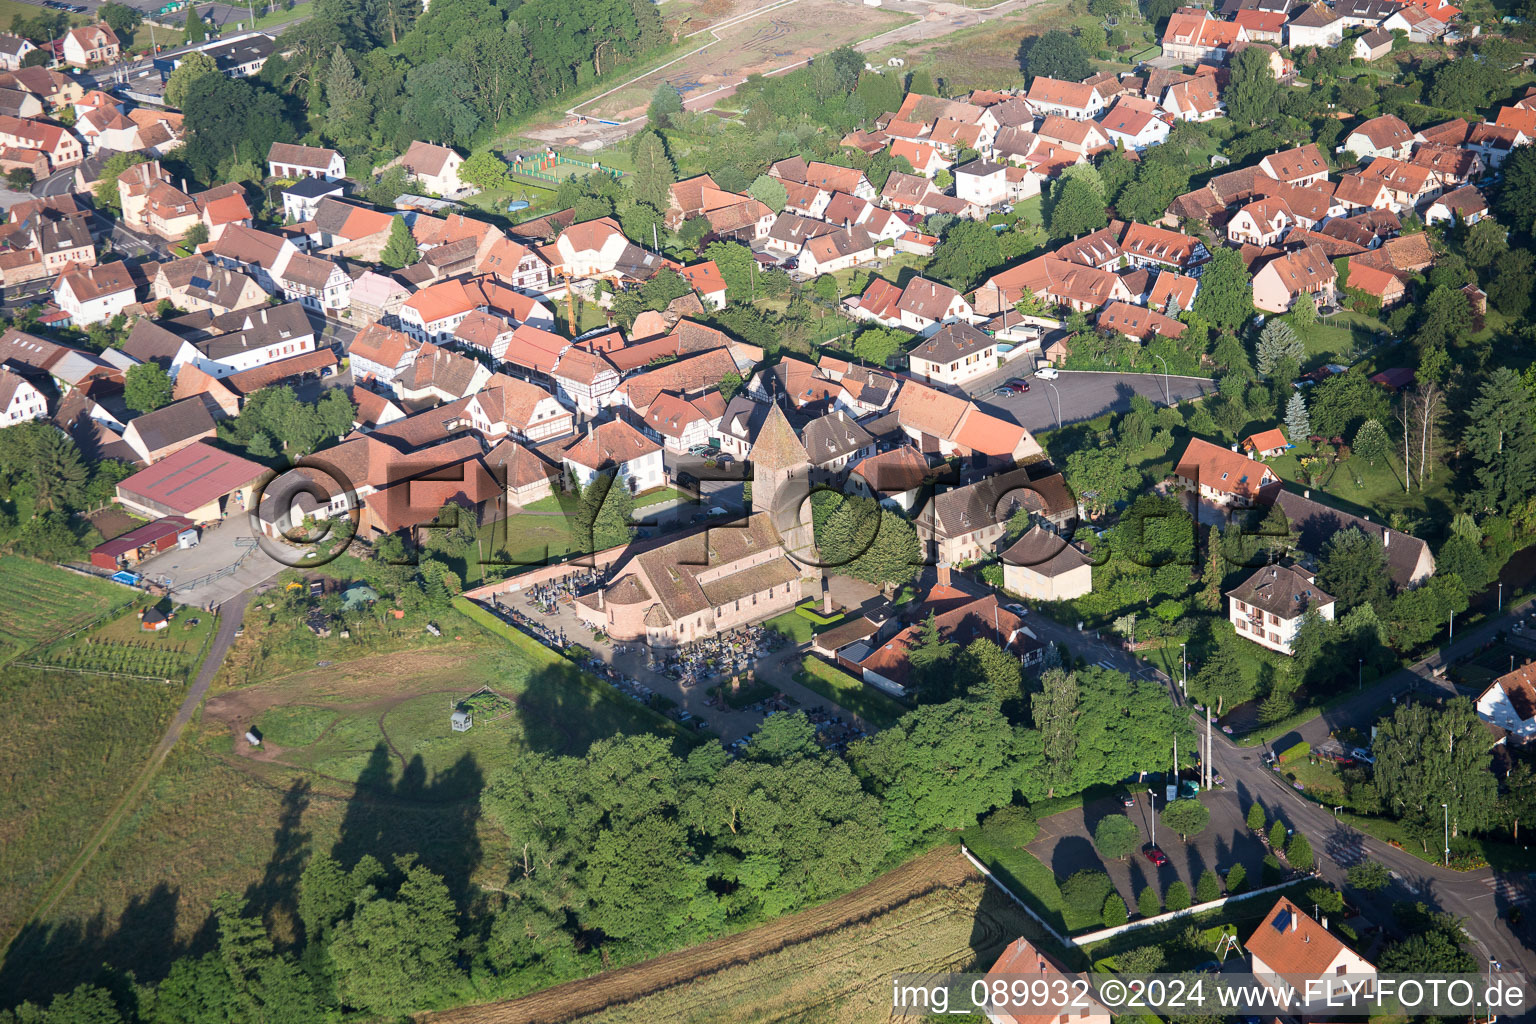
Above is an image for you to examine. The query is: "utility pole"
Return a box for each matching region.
[1442,802,1450,867]
[1205,708,1213,790]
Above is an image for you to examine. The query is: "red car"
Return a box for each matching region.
[1007,378,1031,392]
[1142,845,1169,867]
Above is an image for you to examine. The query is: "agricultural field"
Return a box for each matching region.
[0,560,133,666]
[0,623,684,1002]
[31,602,216,681]
[0,669,184,958]
[425,848,1032,1024]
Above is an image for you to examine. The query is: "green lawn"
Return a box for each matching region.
[961,818,1088,935]
[795,655,909,730]
[1303,309,1389,366]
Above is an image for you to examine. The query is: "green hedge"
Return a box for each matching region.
[1278,741,1310,763]
[793,601,845,626]
[451,597,705,745]
[795,655,908,730]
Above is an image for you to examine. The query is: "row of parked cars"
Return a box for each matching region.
[43,2,90,12]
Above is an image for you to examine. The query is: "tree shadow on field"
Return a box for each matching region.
[514,661,682,757]
[243,779,311,940]
[966,875,1089,977]
[0,882,187,1010]
[330,743,485,904]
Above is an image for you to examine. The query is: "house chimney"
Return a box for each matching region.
[937,563,951,586]
[1383,529,1390,548]
[1303,489,1309,499]
[1291,913,1298,932]
[181,178,188,192]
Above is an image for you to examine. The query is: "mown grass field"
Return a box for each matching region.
[0,612,685,1003]
[0,560,131,666]
[0,669,184,955]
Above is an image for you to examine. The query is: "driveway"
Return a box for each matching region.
[962,365,1216,433]
[133,518,294,608]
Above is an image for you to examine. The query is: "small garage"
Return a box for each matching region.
[90,516,199,571]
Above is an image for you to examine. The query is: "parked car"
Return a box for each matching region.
[1121,794,1136,808]
[1006,378,1031,392]
[1004,603,1028,617]
[1142,844,1169,867]
[1035,367,1059,380]
[1351,747,1376,765]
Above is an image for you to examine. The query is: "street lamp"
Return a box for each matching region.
[1498,582,1503,612]
[1449,611,1454,641]
[1044,380,1062,430]
[1358,657,1362,691]
[1181,642,1187,694]
[1149,788,1157,848]
[1152,354,1171,405]
[1442,802,1450,867]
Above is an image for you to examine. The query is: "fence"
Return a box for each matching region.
[506,151,624,184]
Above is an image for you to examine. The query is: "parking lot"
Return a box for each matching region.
[1025,783,1273,912]
[962,364,1217,434]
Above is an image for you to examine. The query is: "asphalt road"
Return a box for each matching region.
[965,365,1217,434]
[1200,598,1536,980]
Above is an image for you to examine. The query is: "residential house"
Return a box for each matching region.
[547,418,663,492]
[476,236,551,292]
[1233,7,1288,40]
[0,114,79,169]
[0,366,47,426]
[638,390,723,453]
[152,256,267,315]
[1098,96,1172,151]
[1251,243,1336,312]
[190,303,317,378]
[307,197,395,257]
[281,176,347,222]
[1259,144,1331,187]
[802,409,873,477]
[392,342,492,406]
[60,24,119,68]
[1120,222,1210,275]
[0,34,37,70]
[678,260,728,309]
[1353,26,1396,59]
[122,396,217,463]
[851,584,1039,695]
[1174,436,1280,514]
[1000,525,1093,601]
[1148,270,1199,315]
[1025,76,1110,120]
[276,251,352,313]
[121,319,200,379]
[846,444,930,511]
[1268,487,1435,587]
[1162,75,1225,122]
[1475,662,1536,743]
[348,322,420,384]
[1423,184,1488,225]
[1286,3,1346,46]
[1161,9,1249,61]
[466,376,573,444]
[908,320,997,387]
[796,225,879,276]
[1095,300,1186,342]
[1331,173,1393,213]
[1246,899,1375,1011]
[53,261,135,326]
[1408,143,1481,188]
[1243,427,1290,458]
[897,276,974,334]
[980,938,1111,1024]
[889,138,949,178]
[1343,114,1415,160]
[207,223,300,292]
[348,270,411,324]
[1382,3,1446,39]
[1228,564,1336,654]
[399,141,464,195]
[1343,258,1406,306]
[1228,195,1296,245]
[266,142,346,180]
[912,466,1045,563]
[1357,156,1442,210]
[1335,0,1403,25]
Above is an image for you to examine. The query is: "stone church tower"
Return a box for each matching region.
[750,402,816,563]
